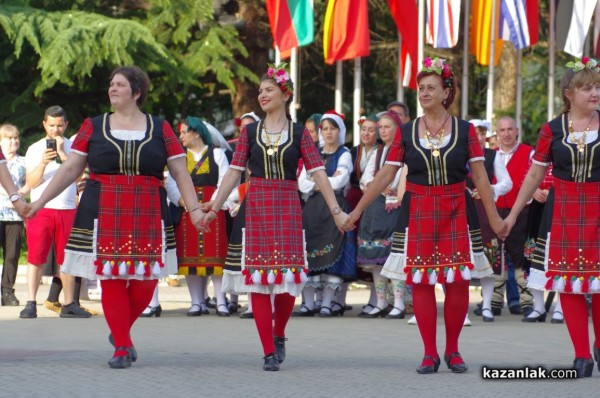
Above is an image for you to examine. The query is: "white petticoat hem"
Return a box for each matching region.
[222,270,305,297]
[61,249,178,280]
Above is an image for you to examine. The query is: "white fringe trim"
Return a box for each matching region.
[222,270,305,297]
[61,249,177,280]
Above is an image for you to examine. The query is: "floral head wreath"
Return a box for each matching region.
[421,57,453,88]
[566,56,600,73]
[266,62,293,94]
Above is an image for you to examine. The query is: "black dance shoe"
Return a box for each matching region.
[481,308,495,322]
[216,304,231,317]
[416,355,440,374]
[239,310,254,319]
[385,307,406,319]
[274,336,288,363]
[572,357,594,378]
[444,352,468,373]
[360,306,387,318]
[331,302,346,316]
[187,304,202,317]
[19,301,37,319]
[108,348,132,369]
[263,353,280,371]
[291,304,314,317]
[521,310,546,323]
[140,305,162,318]
[108,334,137,362]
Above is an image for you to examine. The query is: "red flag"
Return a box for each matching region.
[526,0,539,46]
[388,0,418,89]
[323,0,370,64]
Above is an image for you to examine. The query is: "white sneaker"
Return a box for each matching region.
[407,315,417,325]
[463,315,472,326]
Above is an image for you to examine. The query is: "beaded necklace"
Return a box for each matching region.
[568,112,595,153]
[422,113,450,157]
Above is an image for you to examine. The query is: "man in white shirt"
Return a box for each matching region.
[19,106,90,319]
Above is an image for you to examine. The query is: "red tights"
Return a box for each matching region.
[100,279,157,357]
[560,293,600,359]
[251,293,296,356]
[412,281,469,366]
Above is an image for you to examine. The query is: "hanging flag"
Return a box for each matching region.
[499,0,532,49]
[426,0,462,48]
[323,0,370,64]
[555,0,599,58]
[525,0,539,46]
[265,0,314,59]
[388,0,419,89]
[470,0,503,66]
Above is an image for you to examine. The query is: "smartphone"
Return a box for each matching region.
[46,139,61,163]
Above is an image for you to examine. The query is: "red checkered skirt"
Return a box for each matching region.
[403,181,475,285]
[91,173,170,278]
[176,186,227,276]
[543,179,600,294]
[241,177,307,284]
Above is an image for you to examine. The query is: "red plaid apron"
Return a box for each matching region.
[545,179,600,293]
[90,173,165,276]
[404,181,474,284]
[243,176,306,282]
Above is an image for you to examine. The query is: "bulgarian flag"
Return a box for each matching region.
[323,0,370,64]
[266,0,315,59]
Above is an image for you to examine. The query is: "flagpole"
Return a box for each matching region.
[516,50,522,133]
[335,61,343,113]
[290,47,298,122]
[548,0,555,121]
[353,58,362,146]
[417,0,425,117]
[486,0,497,123]
[397,31,405,102]
[275,48,281,65]
[461,0,470,119]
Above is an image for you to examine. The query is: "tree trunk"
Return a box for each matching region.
[494,42,517,113]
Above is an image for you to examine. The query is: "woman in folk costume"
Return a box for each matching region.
[346,58,504,374]
[164,117,230,317]
[26,66,202,368]
[502,57,600,378]
[467,119,513,322]
[201,63,349,371]
[350,114,381,316]
[298,111,356,317]
[357,112,406,319]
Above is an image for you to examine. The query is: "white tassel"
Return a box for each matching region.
[553,277,565,293]
[102,261,111,276]
[118,262,127,276]
[251,271,262,284]
[412,269,422,284]
[461,266,471,281]
[572,278,582,294]
[428,270,437,285]
[267,271,276,284]
[446,267,455,284]
[285,269,295,283]
[300,269,308,283]
[590,277,600,293]
[136,262,145,275]
[152,261,161,276]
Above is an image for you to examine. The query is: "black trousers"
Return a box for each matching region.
[1,221,24,294]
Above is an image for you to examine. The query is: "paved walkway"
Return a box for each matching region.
[0,280,597,398]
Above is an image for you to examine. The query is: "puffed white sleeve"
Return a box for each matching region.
[210,148,232,209]
[359,153,376,191]
[328,151,352,191]
[298,165,317,195]
[491,154,513,201]
[164,172,182,206]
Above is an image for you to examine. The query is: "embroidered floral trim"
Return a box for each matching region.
[566,56,600,73]
[484,237,502,267]
[358,238,392,249]
[307,244,333,258]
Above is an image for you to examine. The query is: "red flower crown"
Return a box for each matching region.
[266,62,293,94]
[421,57,453,88]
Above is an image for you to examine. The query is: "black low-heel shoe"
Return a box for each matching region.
[263,353,280,371]
[416,355,440,374]
[274,336,288,363]
[572,357,594,378]
[108,334,137,362]
[444,352,468,373]
[140,305,162,318]
[108,348,132,369]
[521,310,546,323]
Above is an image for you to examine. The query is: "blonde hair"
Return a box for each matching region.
[561,69,600,113]
[0,123,20,139]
